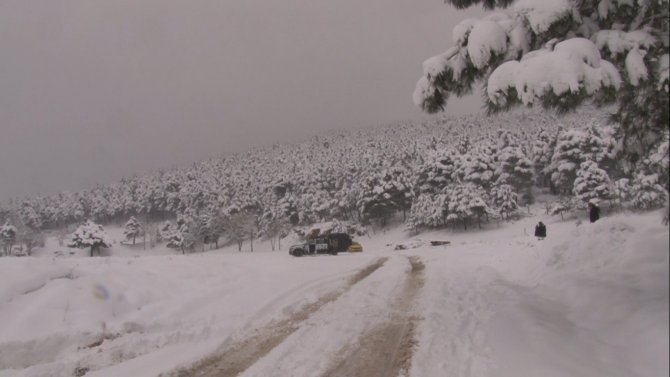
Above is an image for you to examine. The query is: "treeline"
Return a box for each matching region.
[1,108,667,253]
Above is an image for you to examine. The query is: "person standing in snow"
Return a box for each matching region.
[534,221,546,240]
[588,201,600,223]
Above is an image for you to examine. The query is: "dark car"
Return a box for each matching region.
[289,233,353,257]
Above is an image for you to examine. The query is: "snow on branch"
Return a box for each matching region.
[592,29,656,56]
[487,38,622,107]
[514,0,574,34]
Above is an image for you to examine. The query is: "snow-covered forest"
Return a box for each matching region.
[1,108,667,255]
[1,0,668,376]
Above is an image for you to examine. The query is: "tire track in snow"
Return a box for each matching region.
[170,257,388,377]
[320,256,425,377]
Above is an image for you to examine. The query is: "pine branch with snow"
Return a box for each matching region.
[415,0,669,160]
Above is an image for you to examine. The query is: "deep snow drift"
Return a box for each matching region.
[0,209,667,377]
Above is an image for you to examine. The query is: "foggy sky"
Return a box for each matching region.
[0,0,483,201]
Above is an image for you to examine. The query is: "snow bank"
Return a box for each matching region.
[492,213,669,377]
[1,211,667,377]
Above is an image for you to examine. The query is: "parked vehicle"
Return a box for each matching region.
[347,241,363,252]
[289,233,354,257]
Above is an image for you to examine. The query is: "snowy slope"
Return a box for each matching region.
[0,209,667,377]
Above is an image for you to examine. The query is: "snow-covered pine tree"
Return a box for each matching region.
[176,211,201,253]
[531,128,558,187]
[637,133,670,191]
[458,151,497,190]
[358,167,411,227]
[158,221,175,243]
[490,183,518,221]
[18,202,43,231]
[612,178,632,210]
[165,225,185,252]
[413,148,460,198]
[414,0,669,162]
[201,209,225,249]
[573,160,613,205]
[123,216,143,245]
[0,221,17,256]
[630,173,668,210]
[549,197,576,220]
[446,183,490,230]
[549,129,590,194]
[469,196,494,229]
[456,134,471,154]
[406,192,447,233]
[496,146,534,204]
[68,220,110,257]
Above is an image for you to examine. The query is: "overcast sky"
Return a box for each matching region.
[0,0,484,201]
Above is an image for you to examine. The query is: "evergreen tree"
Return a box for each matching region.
[165,225,185,252]
[490,184,518,221]
[0,221,17,256]
[123,216,143,245]
[68,220,110,257]
[573,160,613,204]
[446,183,490,229]
[549,129,591,194]
[612,178,632,210]
[414,0,669,161]
[496,146,534,203]
[414,148,460,194]
[158,221,175,243]
[531,128,558,187]
[630,173,667,210]
[406,192,447,232]
[458,151,497,190]
[200,210,225,249]
[358,167,411,227]
[637,134,670,191]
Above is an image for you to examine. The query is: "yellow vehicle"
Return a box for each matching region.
[347,241,363,252]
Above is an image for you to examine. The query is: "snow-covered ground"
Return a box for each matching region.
[0,209,667,377]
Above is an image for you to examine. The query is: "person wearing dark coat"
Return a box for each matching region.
[534,221,547,239]
[588,202,600,223]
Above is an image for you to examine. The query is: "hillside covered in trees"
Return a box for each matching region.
[1,108,667,253]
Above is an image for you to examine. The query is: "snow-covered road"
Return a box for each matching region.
[0,211,667,377]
